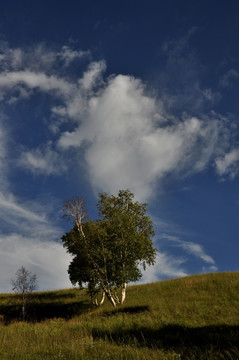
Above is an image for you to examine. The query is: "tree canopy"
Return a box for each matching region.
[62,190,157,306]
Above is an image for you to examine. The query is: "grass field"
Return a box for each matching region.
[0,272,239,359]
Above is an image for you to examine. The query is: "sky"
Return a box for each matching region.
[0,0,239,292]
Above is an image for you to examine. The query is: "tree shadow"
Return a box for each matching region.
[0,295,15,301]
[0,299,93,324]
[30,291,79,301]
[27,300,93,322]
[92,324,239,357]
[102,305,150,317]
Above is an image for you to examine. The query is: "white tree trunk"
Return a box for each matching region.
[99,291,105,305]
[75,216,117,307]
[121,282,127,304]
[104,289,117,307]
[92,298,98,306]
[91,291,105,307]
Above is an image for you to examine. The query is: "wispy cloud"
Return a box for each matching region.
[220,69,239,87]
[19,146,66,176]
[0,118,8,190]
[163,234,217,268]
[0,192,47,224]
[79,60,106,90]
[139,252,188,284]
[0,42,90,72]
[0,40,237,289]
[0,233,71,292]
[58,76,226,201]
[215,148,239,179]
[0,71,76,98]
[0,192,71,292]
[159,27,215,113]
[59,46,90,67]
[0,41,235,202]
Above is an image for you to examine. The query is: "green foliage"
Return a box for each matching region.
[62,190,157,305]
[97,190,156,284]
[62,223,100,288]
[0,273,239,359]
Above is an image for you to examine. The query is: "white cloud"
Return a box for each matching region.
[200,88,221,103]
[0,42,232,202]
[59,46,90,67]
[202,265,218,273]
[0,41,237,289]
[19,147,66,176]
[0,42,24,71]
[0,85,73,291]
[139,252,188,284]
[0,234,71,292]
[220,69,239,87]
[0,119,8,189]
[0,71,76,98]
[59,75,224,201]
[215,148,239,179]
[7,85,33,104]
[0,42,89,72]
[0,193,72,292]
[163,234,217,266]
[0,42,58,72]
[0,192,65,242]
[78,60,106,90]
[0,192,47,224]
[182,243,215,265]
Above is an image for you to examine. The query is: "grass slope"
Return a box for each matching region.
[0,272,239,359]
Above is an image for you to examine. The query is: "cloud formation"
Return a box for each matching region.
[0,41,238,290]
[220,69,239,87]
[0,192,71,292]
[0,42,236,202]
[20,147,65,176]
[140,252,187,283]
[162,234,217,270]
[0,120,8,189]
[0,234,71,292]
[215,149,239,179]
[58,74,228,201]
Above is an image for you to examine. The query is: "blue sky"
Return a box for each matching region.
[0,0,239,291]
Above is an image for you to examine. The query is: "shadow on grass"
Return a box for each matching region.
[0,299,93,323]
[30,291,79,301]
[92,324,239,356]
[28,300,93,322]
[103,305,150,317]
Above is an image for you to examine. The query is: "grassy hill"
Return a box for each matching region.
[0,272,239,359]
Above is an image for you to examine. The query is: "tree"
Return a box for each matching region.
[11,266,38,321]
[98,190,157,303]
[62,190,157,307]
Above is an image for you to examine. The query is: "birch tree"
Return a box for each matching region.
[11,266,38,321]
[62,197,117,306]
[62,190,157,307]
[61,220,113,305]
[98,190,156,304]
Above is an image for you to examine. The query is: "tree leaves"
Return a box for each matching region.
[62,190,157,306]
